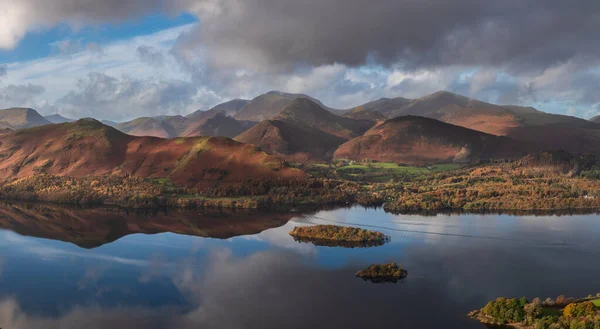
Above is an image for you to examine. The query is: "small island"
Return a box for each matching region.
[468,294,600,328]
[289,225,388,248]
[356,263,408,283]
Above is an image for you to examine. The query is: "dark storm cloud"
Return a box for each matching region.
[186,0,600,71]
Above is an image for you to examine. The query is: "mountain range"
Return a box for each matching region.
[1,90,600,173]
[0,119,303,190]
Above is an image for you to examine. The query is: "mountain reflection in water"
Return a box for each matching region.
[0,202,295,248]
[0,204,600,329]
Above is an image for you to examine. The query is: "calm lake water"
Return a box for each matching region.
[0,203,599,329]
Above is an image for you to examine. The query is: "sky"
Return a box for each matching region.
[0,0,599,121]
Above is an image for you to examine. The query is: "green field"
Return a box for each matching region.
[303,161,463,182]
[591,299,600,307]
[336,162,461,175]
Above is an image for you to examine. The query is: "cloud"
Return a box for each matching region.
[183,0,600,73]
[56,72,202,120]
[137,45,165,67]
[0,66,6,78]
[2,2,600,119]
[0,246,492,329]
[4,0,600,75]
[0,83,45,108]
[0,0,187,50]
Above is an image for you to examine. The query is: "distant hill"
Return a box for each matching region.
[234,91,334,121]
[0,107,52,129]
[116,109,248,139]
[115,116,183,138]
[181,110,247,138]
[353,91,522,136]
[274,98,373,139]
[0,119,304,190]
[100,119,119,127]
[497,106,600,153]
[342,107,388,121]
[334,116,532,165]
[188,99,250,118]
[45,114,75,123]
[347,97,410,117]
[235,119,347,162]
[590,115,600,123]
[347,91,600,153]
[235,98,374,161]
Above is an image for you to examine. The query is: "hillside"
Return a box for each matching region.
[334,116,532,164]
[342,107,387,121]
[235,98,374,161]
[0,119,304,190]
[347,97,410,117]
[513,151,600,175]
[0,107,52,129]
[506,125,600,154]
[116,110,247,139]
[235,119,347,162]
[274,98,374,139]
[101,119,119,127]
[590,115,600,123]
[45,114,75,123]
[365,91,523,136]
[115,116,183,138]
[181,109,247,138]
[233,91,333,121]
[350,91,600,153]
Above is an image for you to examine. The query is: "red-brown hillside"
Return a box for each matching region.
[235,98,375,161]
[181,110,246,138]
[233,91,334,121]
[362,91,522,136]
[342,107,388,121]
[334,116,533,164]
[0,119,304,190]
[235,119,347,162]
[115,110,248,139]
[274,98,374,139]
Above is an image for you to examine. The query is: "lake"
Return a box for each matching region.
[0,202,599,328]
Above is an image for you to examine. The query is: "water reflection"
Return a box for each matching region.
[0,202,295,248]
[0,204,599,329]
[291,236,387,248]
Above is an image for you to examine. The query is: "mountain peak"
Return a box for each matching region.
[422,90,470,102]
[45,114,75,124]
[0,107,52,129]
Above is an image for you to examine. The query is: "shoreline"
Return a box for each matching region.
[2,197,600,216]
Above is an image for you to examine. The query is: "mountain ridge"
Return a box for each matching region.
[0,119,304,190]
[334,115,534,164]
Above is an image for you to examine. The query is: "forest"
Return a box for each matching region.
[2,152,600,212]
[469,294,600,328]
